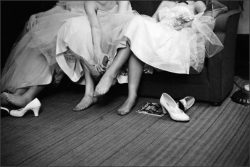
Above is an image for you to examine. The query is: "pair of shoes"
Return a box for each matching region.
[9,98,41,117]
[178,96,195,112]
[160,93,190,122]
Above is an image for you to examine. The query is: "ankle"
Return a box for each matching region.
[21,95,34,106]
[85,93,95,98]
[127,94,137,101]
[106,68,119,79]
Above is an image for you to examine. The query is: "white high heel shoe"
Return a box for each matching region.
[1,107,10,115]
[160,93,190,122]
[1,107,10,113]
[9,98,41,117]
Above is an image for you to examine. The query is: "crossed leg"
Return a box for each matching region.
[94,44,132,97]
[2,85,45,108]
[1,88,25,107]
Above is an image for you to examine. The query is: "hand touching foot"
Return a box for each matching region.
[117,95,137,116]
[73,95,98,112]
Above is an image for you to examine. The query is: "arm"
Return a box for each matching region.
[27,12,44,30]
[85,1,105,72]
[35,12,45,18]
[27,5,59,30]
[117,1,130,14]
[194,1,206,14]
[152,1,171,21]
[32,5,59,19]
[176,1,206,30]
[152,2,164,21]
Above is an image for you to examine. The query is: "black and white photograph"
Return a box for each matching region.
[1,0,249,166]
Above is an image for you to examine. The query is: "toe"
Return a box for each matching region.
[117,109,128,116]
[117,110,123,115]
[72,107,80,112]
[93,91,98,97]
[2,93,8,99]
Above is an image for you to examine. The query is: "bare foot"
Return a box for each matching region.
[94,73,117,97]
[2,92,29,108]
[73,95,98,112]
[1,93,11,107]
[117,96,137,116]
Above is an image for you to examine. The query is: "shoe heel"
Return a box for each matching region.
[161,105,167,114]
[32,107,40,117]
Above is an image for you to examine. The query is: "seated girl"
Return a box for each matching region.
[55,1,139,111]
[94,0,226,115]
[1,1,88,114]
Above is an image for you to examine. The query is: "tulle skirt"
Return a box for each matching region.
[1,6,86,92]
[108,13,223,74]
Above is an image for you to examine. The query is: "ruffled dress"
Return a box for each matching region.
[109,4,224,75]
[1,1,86,93]
[55,4,138,84]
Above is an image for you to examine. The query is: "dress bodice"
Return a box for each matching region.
[56,1,86,14]
[158,6,194,27]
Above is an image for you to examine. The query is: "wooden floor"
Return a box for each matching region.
[1,76,249,166]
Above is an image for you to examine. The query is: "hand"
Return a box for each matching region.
[94,51,109,72]
[95,63,106,74]
[27,14,37,31]
[174,25,183,31]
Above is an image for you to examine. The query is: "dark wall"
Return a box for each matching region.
[235,34,249,79]
[1,1,56,70]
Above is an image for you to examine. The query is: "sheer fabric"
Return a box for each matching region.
[1,2,86,92]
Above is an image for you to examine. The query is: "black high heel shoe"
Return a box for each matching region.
[178,96,195,112]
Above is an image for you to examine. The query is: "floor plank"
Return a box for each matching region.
[1,76,249,166]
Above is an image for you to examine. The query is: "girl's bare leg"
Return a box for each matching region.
[117,54,144,115]
[73,66,98,111]
[94,45,132,97]
[3,85,45,108]
[14,88,28,95]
